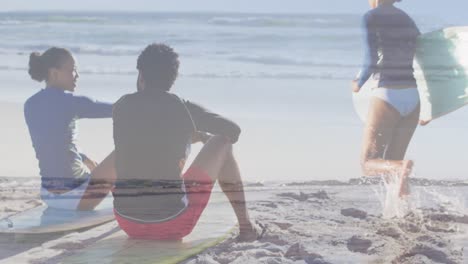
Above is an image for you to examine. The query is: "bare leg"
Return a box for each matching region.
[190,136,257,241]
[361,98,414,197]
[386,104,420,197]
[361,97,401,174]
[398,160,414,197]
[385,104,420,160]
[217,148,255,241]
[77,151,116,211]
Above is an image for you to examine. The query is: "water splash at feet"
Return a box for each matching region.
[372,173,414,219]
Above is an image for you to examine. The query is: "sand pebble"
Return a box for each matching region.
[428,214,468,225]
[416,235,447,248]
[277,192,309,202]
[272,222,293,230]
[376,227,401,239]
[395,245,457,264]
[305,256,333,264]
[398,222,422,233]
[341,208,367,220]
[346,236,372,254]
[425,225,456,233]
[284,242,323,262]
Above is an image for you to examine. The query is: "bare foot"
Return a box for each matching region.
[398,160,413,198]
[236,221,267,242]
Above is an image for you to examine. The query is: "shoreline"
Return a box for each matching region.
[2,176,467,187]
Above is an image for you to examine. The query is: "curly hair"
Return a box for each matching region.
[137,44,180,91]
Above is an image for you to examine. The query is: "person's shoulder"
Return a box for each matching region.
[362,9,379,25]
[166,92,185,103]
[162,92,201,116]
[393,7,414,21]
[157,91,188,108]
[113,92,138,112]
[24,91,37,105]
[117,92,141,103]
[24,89,44,108]
[363,8,378,19]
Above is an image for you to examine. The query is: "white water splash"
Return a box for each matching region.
[372,173,413,219]
[371,166,468,221]
[418,186,467,214]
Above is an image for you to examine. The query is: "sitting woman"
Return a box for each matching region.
[25,47,116,210]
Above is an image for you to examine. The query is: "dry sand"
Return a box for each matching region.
[0,179,466,264]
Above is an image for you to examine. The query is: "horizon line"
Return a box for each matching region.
[0,9,397,16]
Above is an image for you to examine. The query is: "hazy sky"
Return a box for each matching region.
[2,0,468,18]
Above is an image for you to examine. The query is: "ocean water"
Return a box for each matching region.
[0,12,448,85]
[0,12,467,184]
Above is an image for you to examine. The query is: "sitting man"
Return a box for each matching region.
[112,43,261,241]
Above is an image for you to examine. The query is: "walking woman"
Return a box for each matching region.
[352,0,421,197]
[25,47,116,210]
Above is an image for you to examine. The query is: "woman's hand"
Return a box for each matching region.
[419,120,431,126]
[351,80,361,93]
[192,131,212,144]
[82,155,98,172]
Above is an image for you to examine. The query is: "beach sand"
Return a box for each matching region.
[0,178,466,264]
[180,185,467,264]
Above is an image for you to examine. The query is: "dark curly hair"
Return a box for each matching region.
[28,47,71,82]
[137,43,180,91]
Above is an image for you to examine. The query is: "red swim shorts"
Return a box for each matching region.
[114,166,214,240]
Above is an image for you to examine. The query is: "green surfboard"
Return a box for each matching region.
[353,26,468,123]
[61,191,236,264]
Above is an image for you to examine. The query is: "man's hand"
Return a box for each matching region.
[351,80,361,93]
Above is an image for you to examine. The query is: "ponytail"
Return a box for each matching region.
[27,47,72,83]
[28,52,47,82]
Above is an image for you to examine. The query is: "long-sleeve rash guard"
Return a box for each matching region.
[357,3,420,88]
[24,87,113,191]
[112,89,241,221]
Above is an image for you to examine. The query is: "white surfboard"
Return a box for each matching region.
[0,196,114,237]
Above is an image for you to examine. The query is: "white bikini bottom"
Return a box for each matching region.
[373,87,420,117]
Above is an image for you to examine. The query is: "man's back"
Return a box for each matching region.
[112,89,194,221]
[113,87,242,222]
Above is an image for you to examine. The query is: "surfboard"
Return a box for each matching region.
[353,27,468,123]
[61,191,237,264]
[0,196,114,239]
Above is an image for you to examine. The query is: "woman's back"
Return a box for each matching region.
[25,87,112,191]
[362,3,420,87]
